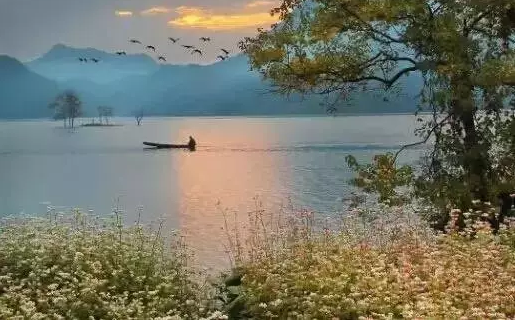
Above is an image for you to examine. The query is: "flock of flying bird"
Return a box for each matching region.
[76,36,231,64]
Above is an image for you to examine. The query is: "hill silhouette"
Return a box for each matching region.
[0,44,424,119]
[0,55,59,119]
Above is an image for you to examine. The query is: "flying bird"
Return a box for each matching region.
[168,37,179,43]
[91,58,100,63]
[78,58,85,62]
[116,51,126,55]
[129,39,142,44]
[200,37,211,42]
[182,45,195,49]
[220,48,230,55]
[146,45,156,52]
[191,49,203,55]
[217,55,227,61]
[158,56,166,62]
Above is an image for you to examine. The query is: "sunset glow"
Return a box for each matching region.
[115,10,133,17]
[168,6,279,30]
[141,6,172,16]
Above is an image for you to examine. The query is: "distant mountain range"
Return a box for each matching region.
[0,55,59,119]
[0,44,424,119]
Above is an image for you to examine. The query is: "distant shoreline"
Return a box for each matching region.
[81,123,123,127]
[0,112,431,122]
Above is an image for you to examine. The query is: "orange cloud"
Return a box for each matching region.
[115,10,133,17]
[168,6,279,30]
[246,0,277,8]
[141,6,172,15]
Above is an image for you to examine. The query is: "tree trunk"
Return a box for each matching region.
[461,110,489,200]
[451,80,490,201]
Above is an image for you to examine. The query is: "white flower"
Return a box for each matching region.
[271,298,283,307]
[48,283,59,291]
[258,302,267,308]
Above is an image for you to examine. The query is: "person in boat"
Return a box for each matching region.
[188,136,196,150]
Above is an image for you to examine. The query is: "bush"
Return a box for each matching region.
[236,202,515,319]
[0,210,225,320]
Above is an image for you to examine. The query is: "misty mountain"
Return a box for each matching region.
[26,44,159,84]
[0,44,424,119]
[0,55,59,119]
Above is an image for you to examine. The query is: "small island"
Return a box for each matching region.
[81,106,122,127]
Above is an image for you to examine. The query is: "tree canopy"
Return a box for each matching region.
[49,90,82,128]
[242,0,515,228]
[243,1,515,93]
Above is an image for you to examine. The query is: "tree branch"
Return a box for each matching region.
[321,65,418,92]
[393,114,452,163]
[383,66,419,88]
[338,5,405,44]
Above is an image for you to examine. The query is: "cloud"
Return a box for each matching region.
[115,10,133,17]
[246,1,277,8]
[168,6,279,30]
[141,6,171,16]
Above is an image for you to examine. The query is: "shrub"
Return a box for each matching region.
[0,210,225,320]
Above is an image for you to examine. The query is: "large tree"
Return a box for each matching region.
[49,90,82,128]
[242,0,515,227]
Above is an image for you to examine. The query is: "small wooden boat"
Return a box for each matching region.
[143,141,195,150]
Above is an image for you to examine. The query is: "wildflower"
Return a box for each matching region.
[271,298,283,307]
[47,283,59,291]
[450,208,461,215]
[258,303,267,308]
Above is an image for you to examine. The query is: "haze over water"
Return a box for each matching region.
[0,115,423,269]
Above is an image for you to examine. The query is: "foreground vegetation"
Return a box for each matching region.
[233,201,515,319]
[0,211,224,319]
[2,200,515,319]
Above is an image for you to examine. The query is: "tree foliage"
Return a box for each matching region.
[49,90,82,128]
[242,0,515,228]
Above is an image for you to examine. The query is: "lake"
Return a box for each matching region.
[0,115,424,269]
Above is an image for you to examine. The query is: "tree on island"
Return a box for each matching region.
[242,1,515,229]
[97,106,114,125]
[48,90,82,128]
[134,108,144,126]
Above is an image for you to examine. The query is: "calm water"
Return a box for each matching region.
[0,115,423,269]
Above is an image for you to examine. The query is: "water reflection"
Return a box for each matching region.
[174,123,289,270]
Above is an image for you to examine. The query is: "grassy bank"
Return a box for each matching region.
[1,203,515,319]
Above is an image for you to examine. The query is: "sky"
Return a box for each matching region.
[0,0,280,64]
